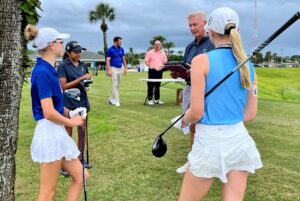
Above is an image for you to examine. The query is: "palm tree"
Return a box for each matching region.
[149,35,166,46]
[264,51,272,66]
[0,0,40,200]
[170,50,175,57]
[128,47,134,64]
[163,41,175,59]
[178,50,183,56]
[89,3,115,54]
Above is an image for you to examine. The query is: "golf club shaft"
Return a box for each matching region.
[79,126,87,201]
[159,11,300,137]
[159,113,185,137]
[207,11,300,96]
[86,115,89,164]
[253,11,300,55]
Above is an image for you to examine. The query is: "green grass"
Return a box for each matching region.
[256,68,300,102]
[16,68,300,200]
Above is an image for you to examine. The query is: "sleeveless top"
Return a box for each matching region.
[199,47,255,125]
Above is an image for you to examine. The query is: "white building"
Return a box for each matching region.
[138,59,148,72]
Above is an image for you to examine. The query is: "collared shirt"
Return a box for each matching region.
[106,45,125,68]
[145,49,168,71]
[184,36,214,84]
[183,36,214,64]
[31,57,64,121]
[57,57,90,111]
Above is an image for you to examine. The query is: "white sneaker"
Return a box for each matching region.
[147,100,154,105]
[155,100,164,104]
[109,98,117,105]
[115,102,120,107]
[176,162,189,174]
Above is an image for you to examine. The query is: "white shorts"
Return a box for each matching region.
[31,119,80,163]
[188,122,262,183]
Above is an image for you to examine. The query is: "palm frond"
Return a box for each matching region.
[90,3,115,22]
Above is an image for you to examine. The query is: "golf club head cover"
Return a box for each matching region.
[80,79,93,91]
[171,115,190,135]
[84,86,90,91]
[69,107,87,119]
[83,79,93,85]
[65,88,80,101]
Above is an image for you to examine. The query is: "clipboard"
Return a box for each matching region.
[163,61,190,80]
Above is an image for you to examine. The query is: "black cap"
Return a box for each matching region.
[66,41,86,52]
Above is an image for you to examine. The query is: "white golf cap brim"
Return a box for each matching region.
[58,33,71,39]
[34,27,70,50]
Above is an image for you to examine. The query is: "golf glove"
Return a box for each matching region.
[171,115,190,135]
[69,107,87,119]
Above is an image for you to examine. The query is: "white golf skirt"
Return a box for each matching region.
[31,119,80,163]
[188,121,262,183]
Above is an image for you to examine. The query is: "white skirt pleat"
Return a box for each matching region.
[188,121,263,183]
[31,119,80,163]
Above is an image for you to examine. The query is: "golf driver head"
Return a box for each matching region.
[65,88,80,101]
[83,79,93,86]
[152,136,167,158]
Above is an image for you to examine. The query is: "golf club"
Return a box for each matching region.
[60,88,81,177]
[152,11,300,158]
[64,88,80,101]
[79,123,88,201]
[85,115,92,169]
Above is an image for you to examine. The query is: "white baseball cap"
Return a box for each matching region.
[205,7,239,35]
[33,28,70,50]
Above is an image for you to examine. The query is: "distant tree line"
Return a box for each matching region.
[125,43,300,67]
[253,51,300,66]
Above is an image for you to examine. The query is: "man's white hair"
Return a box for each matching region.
[188,11,206,21]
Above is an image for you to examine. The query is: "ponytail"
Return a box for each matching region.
[63,51,69,60]
[24,24,38,42]
[24,24,47,53]
[227,23,251,89]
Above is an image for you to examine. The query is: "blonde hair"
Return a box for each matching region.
[188,11,206,21]
[226,23,251,89]
[24,24,48,53]
[24,24,38,41]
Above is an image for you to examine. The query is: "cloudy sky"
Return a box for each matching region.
[35,0,300,56]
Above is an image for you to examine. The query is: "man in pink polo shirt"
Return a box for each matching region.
[145,40,168,105]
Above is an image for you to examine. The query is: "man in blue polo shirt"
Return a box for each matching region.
[173,11,214,174]
[106,36,127,107]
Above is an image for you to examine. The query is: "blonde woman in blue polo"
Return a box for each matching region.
[25,25,89,201]
[178,7,262,201]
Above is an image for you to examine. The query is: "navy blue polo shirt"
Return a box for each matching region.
[106,45,125,68]
[31,58,64,121]
[183,36,214,64]
[57,58,90,111]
